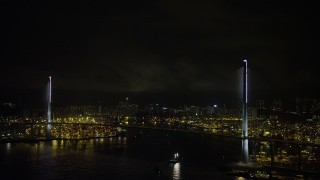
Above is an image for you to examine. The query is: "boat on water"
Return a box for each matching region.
[154,166,162,176]
[169,153,181,164]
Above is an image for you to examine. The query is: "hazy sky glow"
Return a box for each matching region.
[1,1,319,105]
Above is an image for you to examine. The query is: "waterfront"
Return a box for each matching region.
[1,128,241,180]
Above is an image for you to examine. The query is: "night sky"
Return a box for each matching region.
[1,1,319,106]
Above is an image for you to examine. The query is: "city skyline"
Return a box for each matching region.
[1,81,320,109]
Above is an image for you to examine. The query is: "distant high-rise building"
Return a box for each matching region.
[257,99,265,109]
[248,107,258,120]
[296,98,316,115]
[97,101,102,115]
[272,99,282,111]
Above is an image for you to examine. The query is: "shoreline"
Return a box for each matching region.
[0,135,120,144]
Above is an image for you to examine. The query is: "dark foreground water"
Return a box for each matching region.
[0,128,244,180]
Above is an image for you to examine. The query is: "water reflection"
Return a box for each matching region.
[236,177,246,180]
[241,138,249,163]
[172,163,181,180]
[52,140,58,156]
[34,142,44,161]
[0,129,243,180]
[6,143,11,151]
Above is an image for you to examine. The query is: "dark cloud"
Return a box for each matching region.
[1,0,319,105]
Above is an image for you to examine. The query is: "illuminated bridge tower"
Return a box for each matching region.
[46,76,52,139]
[241,60,249,163]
